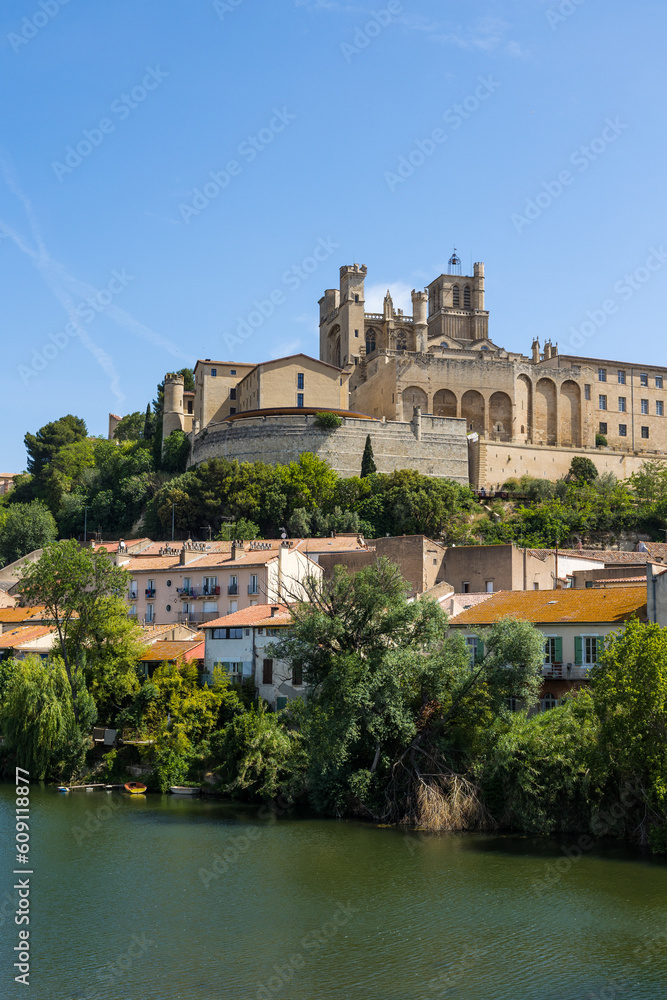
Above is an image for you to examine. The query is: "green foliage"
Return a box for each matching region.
[360,435,377,477]
[24,415,87,480]
[0,500,57,567]
[0,656,96,780]
[313,411,342,430]
[482,693,602,834]
[595,433,608,447]
[113,411,146,442]
[162,430,191,474]
[568,456,598,484]
[209,706,306,801]
[216,518,260,541]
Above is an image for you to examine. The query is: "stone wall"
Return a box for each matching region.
[189,412,470,482]
[472,439,657,489]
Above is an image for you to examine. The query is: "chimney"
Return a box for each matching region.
[270,605,279,617]
[232,541,237,561]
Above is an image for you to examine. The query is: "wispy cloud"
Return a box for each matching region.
[365,280,414,314]
[0,161,190,403]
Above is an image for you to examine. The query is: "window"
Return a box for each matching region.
[618,370,626,384]
[584,384,591,401]
[248,574,259,595]
[452,285,460,307]
[544,636,562,665]
[465,636,482,666]
[230,388,236,400]
[297,393,304,408]
[463,285,471,308]
[640,373,648,386]
[598,368,607,382]
[656,376,663,389]
[297,372,304,390]
[262,659,273,684]
[146,579,155,597]
[228,575,238,595]
[229,407,236,415]
[658,401,664,416]
[129,580,138,599]
[599,422,608,435]
[129,605,137,617]
[462,582,470,594]
[642,426,650,439]
[599,395,607,410]
[211,627,243,639]
[582,636,600,665]
[365,329,376,354]
[541,693,559,712]
[619,424,627,437]
[641,399,649,414]
[354,294,359,303]
[230,369,236,375]
[187,400,193,414]
[229,600,238,613]
[618,397,626,412]
[533,582,540,590]
[292,664,303,686]
[485,581,494,593]
[146,604,154,623]
[203,576,218,595]
[211,368,217,377]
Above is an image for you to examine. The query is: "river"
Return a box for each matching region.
[1,785,666,999]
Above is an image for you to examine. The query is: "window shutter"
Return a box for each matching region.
[262,659,273,685]
[554,636,563,663]
[476,638,485,661]
[596,637,604,662]
[574,636,583,666]
[276,696,287,711]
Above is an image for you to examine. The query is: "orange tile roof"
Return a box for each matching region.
[0,625,55,648]
[204,603,292,629]
[123,551,284,572]
[139,640,204,661]
[450,587,647,626]
[0,606,47,623]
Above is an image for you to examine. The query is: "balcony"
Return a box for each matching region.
[228,585,238,595]
[145,589,155,598]
[248,584,259,595]
[542,663,590,680]
[177,610,223,624]
[128,591,138,601]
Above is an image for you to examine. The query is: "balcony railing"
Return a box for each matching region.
[542,664,591,680]
[248,584,259,595]
[145,589,155,598]
[129,591,138,600]
[228,585,238,595]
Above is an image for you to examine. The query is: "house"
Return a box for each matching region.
[138,638,205,676]
[442,544,559,594]
[449,587,648,710]
[0,626,58,660]
[118,539,322,626]
[316,535,448,598]
[0,474,16,495]
[201,604,300,710]
[0,606,50,633]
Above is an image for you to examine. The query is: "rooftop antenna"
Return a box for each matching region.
[448,248,462,275]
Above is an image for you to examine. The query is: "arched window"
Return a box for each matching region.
[541,693,559,712]
[365,329,376,355]
[464,285,471,308]
[396,332,407,351]
[452,284,460,307]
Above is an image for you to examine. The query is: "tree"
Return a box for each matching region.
[113,411,145,442]
[360,435,377,477]
[162,430,191,474]
[592,619,667,845]
[17,541,131,723]
[568,456,598,484]
[209,706,305,801]
[143,404,155,442]
[0,500,56,567]
[0,656,96,780]
[216,517,260,541]
[24,415,87,480]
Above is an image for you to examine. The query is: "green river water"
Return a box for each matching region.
[1,784,666,999]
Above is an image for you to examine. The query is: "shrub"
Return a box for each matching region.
[595,434,608,448]
[313,412,342,430]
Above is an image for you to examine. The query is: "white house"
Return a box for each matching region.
[202,604,303,709]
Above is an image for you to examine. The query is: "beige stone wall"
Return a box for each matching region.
[318,535,447,597]
[237,355,348,412]
[189,412,470,481]
[472,440,657,490]
[194,361,255,427]
[443,544,555,593]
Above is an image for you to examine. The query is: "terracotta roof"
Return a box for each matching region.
[123,551,280,572]
[139,640,204,661]
[450,587,647,626]
[0,606,47,623]
[0,625,55,648]
[640,542,667,561]
[139,624,199,643]
[448,593,496,617]
[94,538,152,554]
[204,603,292,629]
[557,549,654,565]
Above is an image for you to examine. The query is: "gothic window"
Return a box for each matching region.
[452,284,460,307]
[396,332,407,351]
[464,285,471,308]
[365,329,376,355]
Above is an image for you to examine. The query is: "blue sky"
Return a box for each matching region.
[1,0,665,470]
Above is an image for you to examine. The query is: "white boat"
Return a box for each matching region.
[169,786,199,795]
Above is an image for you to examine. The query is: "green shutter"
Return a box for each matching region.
[554,636,563,663]
[476,638,484,662]
[596,637,604,662]
[574,636,583,666]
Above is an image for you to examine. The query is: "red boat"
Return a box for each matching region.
[124,782,147,794]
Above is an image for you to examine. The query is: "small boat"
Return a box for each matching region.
[169,786,199,795]
[124,782,147,794]
[57,786,69,793]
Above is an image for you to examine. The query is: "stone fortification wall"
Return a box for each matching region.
[472,440,656,490]
[189,412,470,482]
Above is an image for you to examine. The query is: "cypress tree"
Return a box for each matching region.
[361,435,376,477]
